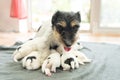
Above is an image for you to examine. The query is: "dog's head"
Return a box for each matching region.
[52,11,81,51]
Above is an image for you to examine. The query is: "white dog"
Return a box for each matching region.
[61,50,79,71]
[42,50,60,76]
[22,51,41,70]
[73,51,92,65]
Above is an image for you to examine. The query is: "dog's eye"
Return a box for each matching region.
[56,25,64,32]
[73,25,79,28]
[72,25,79,32]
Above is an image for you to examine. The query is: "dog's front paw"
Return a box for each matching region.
[13,45,35,62]
[22,51,41,70]
[13,46,24,62]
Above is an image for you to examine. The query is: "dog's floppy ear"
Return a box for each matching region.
[52,11,61,25]
[75,12,81,22]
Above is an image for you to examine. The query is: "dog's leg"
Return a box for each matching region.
[13,36,50,62]
[22,51,41,70]
[45,68,52,77]
[13,38,40,62]
[22,48,50,70]
[42,59,49,73]
[70,61,75,69]
[13,46,36,62]
[78,60,85,65]
[74,59,79,69]
[42,59,52,76]
[79,52,92,63]
[51,64,57,73]
[62,64,70,71]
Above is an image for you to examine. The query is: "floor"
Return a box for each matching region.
[0,32,120,47]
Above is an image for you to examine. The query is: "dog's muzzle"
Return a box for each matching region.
[63,40,73,51]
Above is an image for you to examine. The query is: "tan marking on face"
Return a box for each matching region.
[53,27,65,45]
[73,31,80,45]
[53,27,61,41]
[71,20,79,27]
[57,21,66,27]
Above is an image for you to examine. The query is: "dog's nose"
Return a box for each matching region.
[66,44,71,47]
[65,42,72,47]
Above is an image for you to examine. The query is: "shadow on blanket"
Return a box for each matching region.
[0,42,120,80]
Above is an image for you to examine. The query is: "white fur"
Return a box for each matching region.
[12,24,54,70]
[42,50,60,76]
[13,22,91,71]
[22,51,41,70]
[13,36,51,69]
[73,42,84,51]
[13,37,48,62]
[61,50,79,71]
[73,51,92,65]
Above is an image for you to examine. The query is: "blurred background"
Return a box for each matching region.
[0,0,120,46]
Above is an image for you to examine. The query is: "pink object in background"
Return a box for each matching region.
[10,0,27,19]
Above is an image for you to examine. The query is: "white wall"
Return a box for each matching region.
[0,0,19,32]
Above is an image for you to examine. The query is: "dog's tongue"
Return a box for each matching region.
[64,47,71,51]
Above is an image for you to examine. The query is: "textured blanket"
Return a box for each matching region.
[0,42,120,80]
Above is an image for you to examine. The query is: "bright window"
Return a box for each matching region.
[31,0,91,31]
[100,0,120,28]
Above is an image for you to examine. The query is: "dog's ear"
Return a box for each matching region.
[75,12,81,22]
[52,11,61,25]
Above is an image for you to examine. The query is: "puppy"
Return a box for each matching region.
[42,49,60,76]
[61,51,79,71]
[22,51,41,70]
[73,51,92,65]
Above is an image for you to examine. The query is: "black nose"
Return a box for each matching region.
[65,42,72,47]
[66,44,71,47]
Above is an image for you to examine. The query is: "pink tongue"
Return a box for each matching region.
[64,47,71,51]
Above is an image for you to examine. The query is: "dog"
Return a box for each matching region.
[61,50,79,71]
[73,51,92,65]
[12,11,90,70]
[42,49,60,76]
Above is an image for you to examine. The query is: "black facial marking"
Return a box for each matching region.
[17,46,21,51]
[52,11,81,47]
[26,56,36,63]
[52,11,81,26]
[64,58,74,66]
[50,45,59,50]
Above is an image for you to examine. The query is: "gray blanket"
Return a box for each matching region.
[0,42,120,80]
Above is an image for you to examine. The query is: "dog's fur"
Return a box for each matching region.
[61,50,79,71]
[42,49,60,76]
[74,51,92,65]
[13,11,91,71]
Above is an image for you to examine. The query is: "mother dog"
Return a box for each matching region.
[13,11,89,70]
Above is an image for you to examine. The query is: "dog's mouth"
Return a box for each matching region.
[64,47,71,51]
